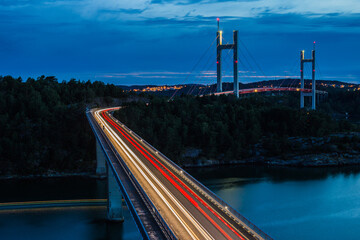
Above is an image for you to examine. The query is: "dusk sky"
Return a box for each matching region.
[1,0,360,85]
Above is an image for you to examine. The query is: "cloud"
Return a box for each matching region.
[98,71,191,79]
[0,0,360,84]
[254,12,360,32]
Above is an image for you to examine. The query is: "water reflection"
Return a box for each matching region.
[1,166,360,240]
[0,177,140,240]
[188,165,360,240]
[188,165,360,184]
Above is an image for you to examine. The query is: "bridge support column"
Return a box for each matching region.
[216,30,222,93]
[216,21,239,97]
[96,140,106,175]
[233,30,239,98]
[311,49,316,110]
[300,44,316,110]
[300,51,304,108]
[107,163,124,222]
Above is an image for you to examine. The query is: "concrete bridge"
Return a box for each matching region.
[87,107,273,240]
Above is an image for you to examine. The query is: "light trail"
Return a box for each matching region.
[100,109,248,240]
[95,109,214,240]
[106,112,249,240]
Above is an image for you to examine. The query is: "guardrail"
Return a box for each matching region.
[87,110,176,240]
[109,110,273,240]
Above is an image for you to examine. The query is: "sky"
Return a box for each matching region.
[1,0,360,85]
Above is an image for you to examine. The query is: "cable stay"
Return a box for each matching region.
[169,35,218,101]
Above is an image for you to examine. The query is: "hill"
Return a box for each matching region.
[0,75,128,176]
[114,92,360,167]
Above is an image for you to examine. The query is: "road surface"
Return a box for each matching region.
[93,107,263,240]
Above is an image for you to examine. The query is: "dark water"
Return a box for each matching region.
[0,178,141,240]
[189,166,360,240]
[1,166,360,240]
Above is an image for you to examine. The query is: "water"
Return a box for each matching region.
[0,177,141,240]
[189,166,360,240]
[1,166,360,240]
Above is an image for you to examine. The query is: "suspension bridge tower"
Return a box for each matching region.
[216,18,239,97]
[300,42,316,110]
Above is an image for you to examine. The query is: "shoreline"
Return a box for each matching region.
[181,153,360,168]
[182,153,360,168]
[0,172,105,180]
[182,160,360,169]
[2,153,360,180]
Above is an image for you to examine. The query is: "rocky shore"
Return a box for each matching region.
[2,132,360,179]
[181,132,360,168]
[182,153,360,168]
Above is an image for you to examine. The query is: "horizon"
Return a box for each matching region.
[3,74,359,87]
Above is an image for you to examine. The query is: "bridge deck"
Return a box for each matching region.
[87,110,174,240]
[212,87,328,96]
[89,107,273,240]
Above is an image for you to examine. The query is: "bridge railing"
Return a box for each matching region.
[156,152,274,240]
[110,112,273,240]
[87,110,176,240]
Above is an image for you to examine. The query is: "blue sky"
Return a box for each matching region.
[1,0,359,85]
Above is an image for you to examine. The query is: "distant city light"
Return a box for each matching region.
[131,85,184,92]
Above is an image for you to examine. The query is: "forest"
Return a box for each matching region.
[0,75,126,175]
[114,92,360,165]
[1,75,359,175]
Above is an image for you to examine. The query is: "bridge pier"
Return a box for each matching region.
[107,163,124,222]
[96,140,106,175]
[216,19,239,97]
[300,44,316,110]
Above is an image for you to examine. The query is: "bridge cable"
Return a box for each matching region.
[189,40,222,96]
[194,38,233,95]
[238,38,267,78]
[186,38,222,96]
[180,37,217,97]
[169,36,218,101]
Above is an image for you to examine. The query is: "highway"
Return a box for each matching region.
[92,107,264,240]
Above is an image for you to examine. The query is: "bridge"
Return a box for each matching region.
[212,26,322,110]
[85,20,327,240]
[171,19,327,110]
[211,86,328,96]
[87,107,273,240]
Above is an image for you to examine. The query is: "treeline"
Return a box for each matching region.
[0,75,126,175]
[114,94,359,164]
[318,88,360,121]
[1,75,359,174]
